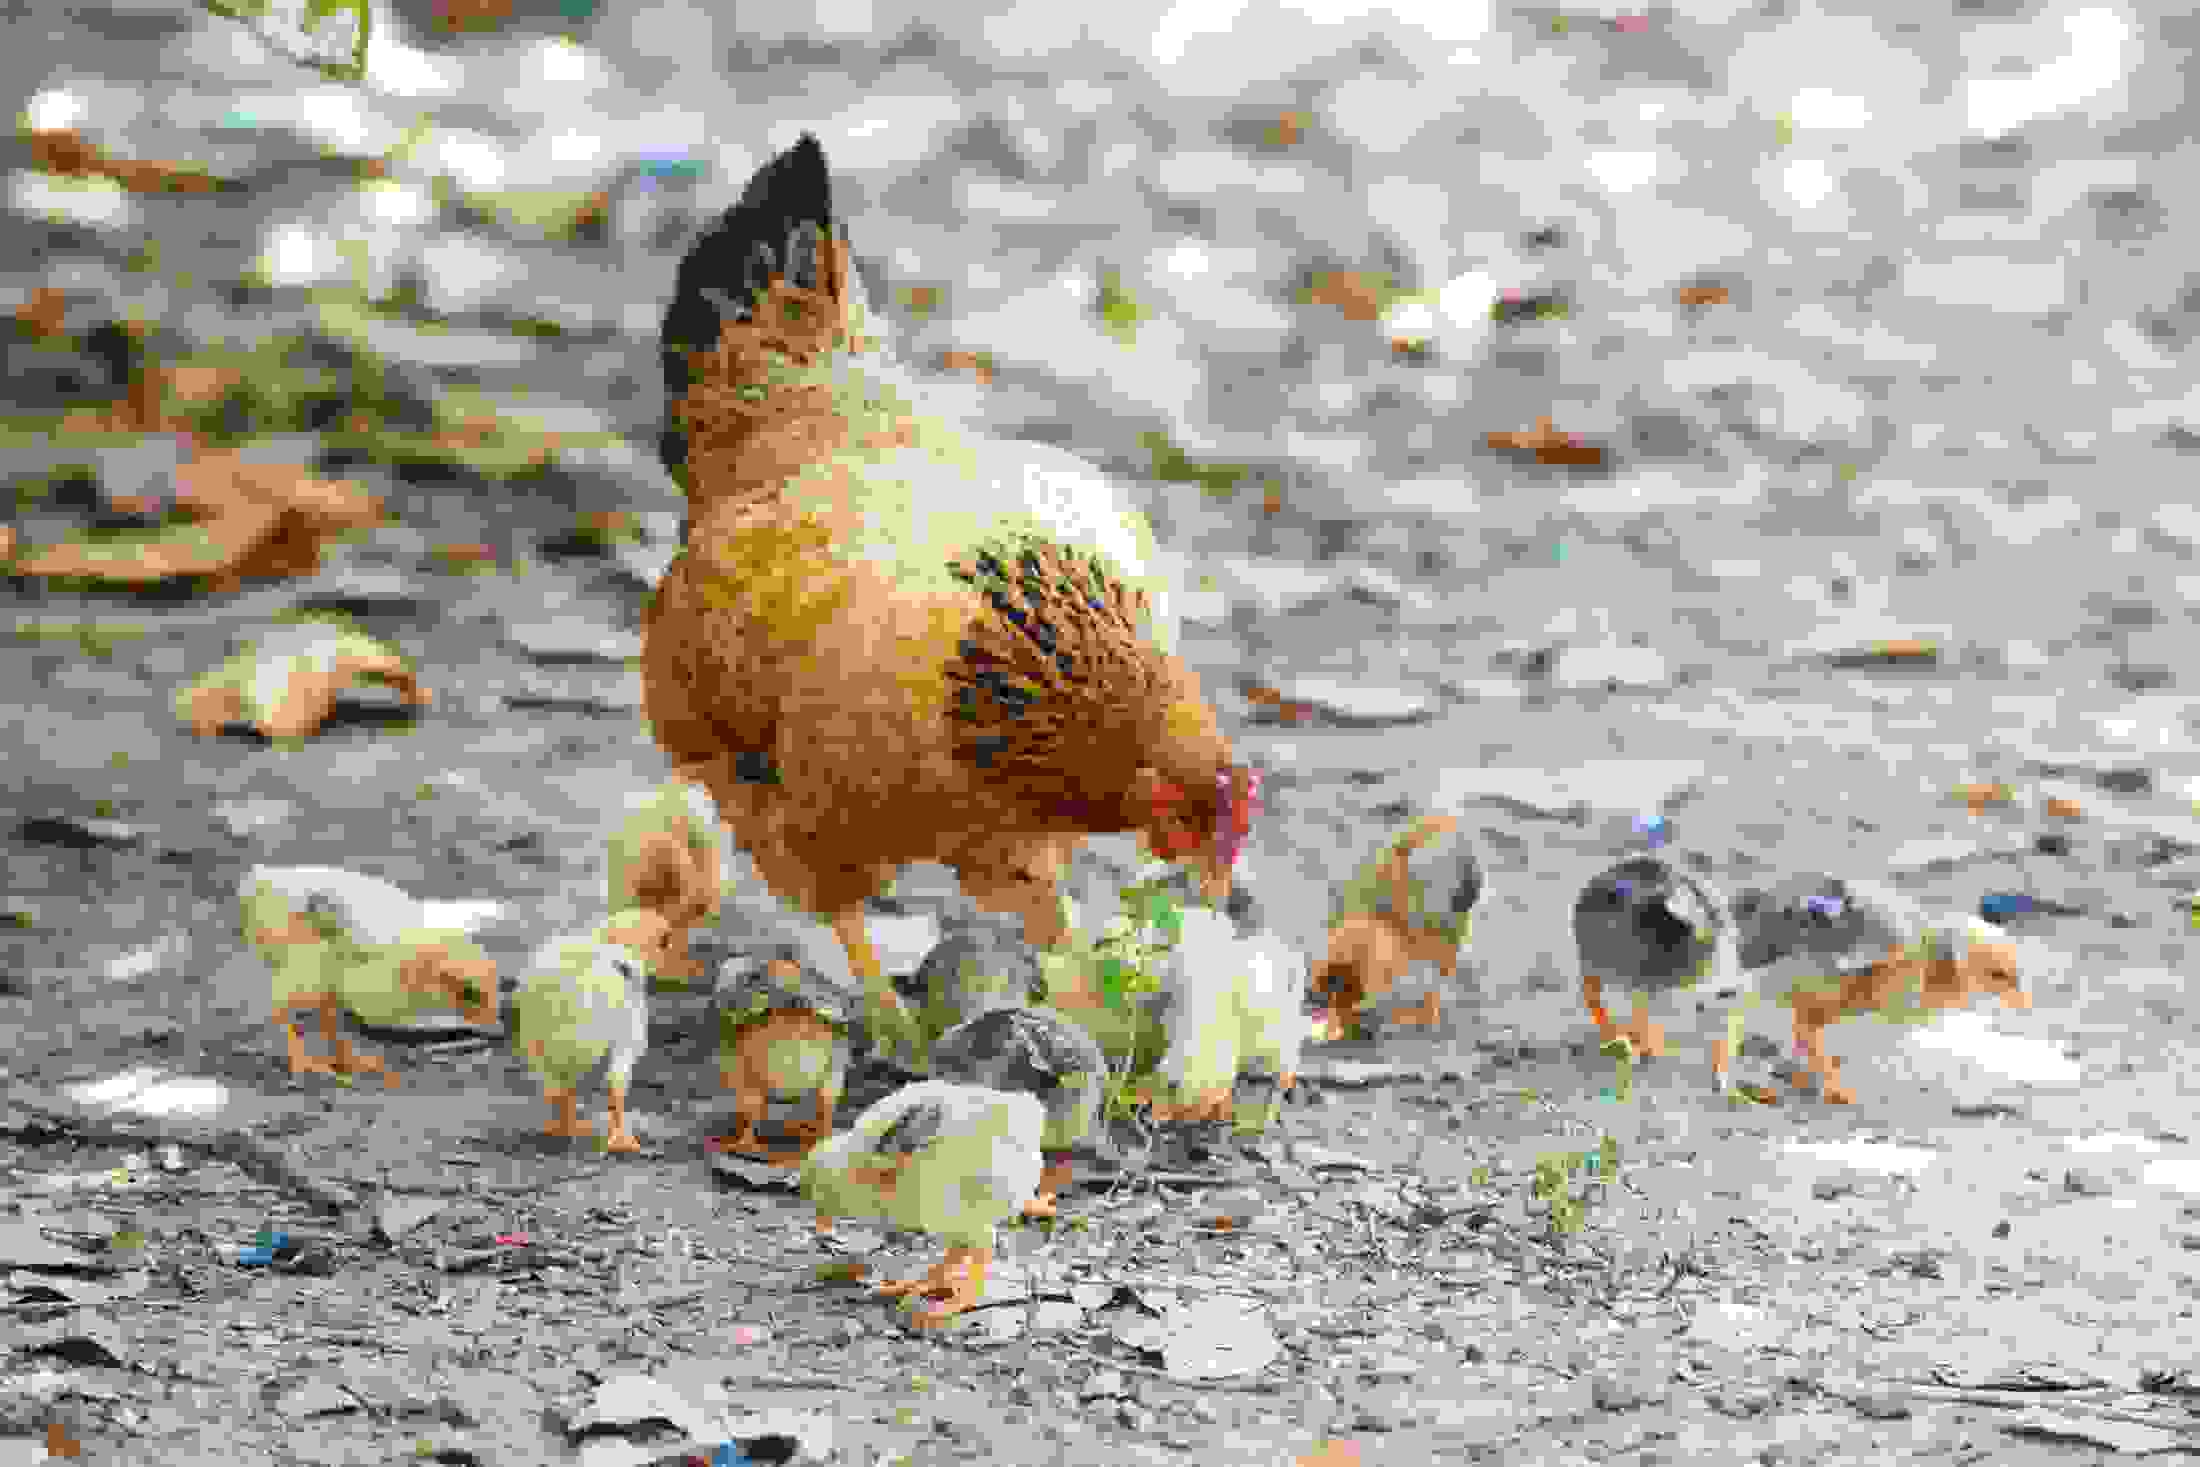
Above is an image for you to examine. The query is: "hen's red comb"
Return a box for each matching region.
[1215,767,1263,869]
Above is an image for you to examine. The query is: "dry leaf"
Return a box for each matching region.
[15,447,383,591]
[175,620,430,740]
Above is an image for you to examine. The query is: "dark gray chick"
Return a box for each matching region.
[891,919,1047,1075]
[1571,854,1738,1071]
[929,1004,1108,1219]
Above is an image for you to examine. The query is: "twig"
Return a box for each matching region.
[1894,1383,2194,1434]
[712,1375,852,1391]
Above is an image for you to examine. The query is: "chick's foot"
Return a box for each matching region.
[877,1245,992,1327]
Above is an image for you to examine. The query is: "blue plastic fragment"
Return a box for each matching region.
[637,151,706,181]
[1634,814,1669,846]
[1805,894,1844,919]
[1980,892,2035,919]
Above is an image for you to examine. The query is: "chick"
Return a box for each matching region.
[1231,927,1316,1126]
[606,781,722,984]
[799,1080,1045,1329]
[1726,874,2028,1104]
[1571,854,1739,1074]
[890,918,1047,1074]
[1152,905,1315,1127]
[511,908,671,1153]
[241,865,498,1084]
[713,942,859,1162]
[929,1005,1107,1218]
[1314,814,1484,1039]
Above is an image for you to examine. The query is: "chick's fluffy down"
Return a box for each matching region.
[1156,905,1287,1104]
[800,1081,1044,1250]
[513,930,650,1093]
[242,865,428,951]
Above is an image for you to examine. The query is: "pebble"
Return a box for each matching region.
[502,619,642,664]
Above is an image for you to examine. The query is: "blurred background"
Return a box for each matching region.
[5,0,2197,1076]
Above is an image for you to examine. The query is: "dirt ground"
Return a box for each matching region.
[8,2,2200,1461]
[5,485,2200,1464]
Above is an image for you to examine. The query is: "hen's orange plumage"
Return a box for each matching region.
[645,134,1258,993]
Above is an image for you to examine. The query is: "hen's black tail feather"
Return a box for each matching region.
[658,132,840,489]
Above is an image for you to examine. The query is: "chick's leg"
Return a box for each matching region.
[712,1031,771,1156]
[1581,974,1621,1044]
[1791,1011,1853,1105]
[273,999,337,1075]
[312,996,395,1082]
[330,1040,396,1087]
[1023,1152,1074,1219]
[324,991,393,1087]
[1623,993,1666,1058]
[792,1083,839,1155]
[877,1245,993,1327]
[542,1088,594,1139]
[1709,996,1750,1095]
[604,1080,640,1154]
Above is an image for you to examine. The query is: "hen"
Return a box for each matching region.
[1727,874,2028,1104]
[646,132,1259,1008]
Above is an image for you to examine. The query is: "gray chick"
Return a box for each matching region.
[930,1004,1108,1219]
[1571,854,1738,1077]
